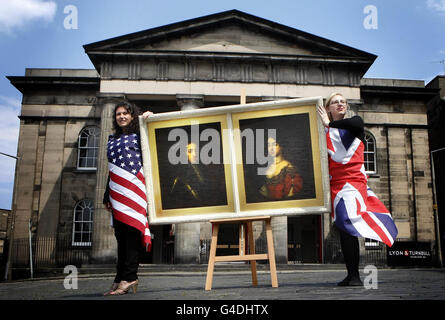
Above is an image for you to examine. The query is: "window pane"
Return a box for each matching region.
[79,157,86,167]
[87,208,93,221]
[79,136,88,147]
[75,209,83,222]
[74,232,82,243]
[94,135,100,146]
[83,222,91,232]
[82,208,90,221]
[87,137,95,147]
[86,148,95,158]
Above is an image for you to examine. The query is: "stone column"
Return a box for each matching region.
[176,94,204,110]
[271,216,288,264]
[174,223,201,264]
[173,94,204,264]
[91,94,124,264]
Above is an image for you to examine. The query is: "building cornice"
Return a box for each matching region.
[7,76,100,93]
[361,85,438,101]
[85,50,374,64]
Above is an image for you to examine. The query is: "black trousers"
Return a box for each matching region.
[339,228,360,278]
[113,218,141,283]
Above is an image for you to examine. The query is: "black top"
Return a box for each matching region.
[329,115,364,142]
[103,176,111,205]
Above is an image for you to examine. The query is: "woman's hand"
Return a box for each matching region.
[142,110,154,119]
[104,202,112,212]
[317,104,330,127]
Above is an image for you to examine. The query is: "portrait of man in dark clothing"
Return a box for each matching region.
[155,122,228,210]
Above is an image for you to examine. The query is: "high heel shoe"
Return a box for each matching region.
[109,280,139,295]
[103,282,120,296]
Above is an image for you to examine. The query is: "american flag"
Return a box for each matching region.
[327,126,398,247]
[107,133,152,251]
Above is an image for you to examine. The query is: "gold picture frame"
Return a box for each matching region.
[232,105,324,212]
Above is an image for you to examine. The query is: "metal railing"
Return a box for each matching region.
[323,238,388,266]
[9,235,392,269]
[10,236,90,269]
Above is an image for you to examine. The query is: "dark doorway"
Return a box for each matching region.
[288,215,321,263]
[216,223,239,256]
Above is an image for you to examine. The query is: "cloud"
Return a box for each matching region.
[0,0,57,33]
[426,0,445,11]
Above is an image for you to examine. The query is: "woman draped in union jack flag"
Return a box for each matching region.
[102,101,153,296]
[318,93,398,286]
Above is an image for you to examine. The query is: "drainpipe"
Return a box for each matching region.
[431,147,445,267]
[385,126,393,213]
[409,128,418,242]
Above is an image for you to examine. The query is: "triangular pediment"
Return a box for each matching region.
[84,10,376,60]
[131,23,316,56]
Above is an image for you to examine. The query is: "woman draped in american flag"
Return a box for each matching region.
[318,93,398,286]
[102,101,153,296]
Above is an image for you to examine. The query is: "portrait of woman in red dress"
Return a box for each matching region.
[239,113,315,204]
[259,136,303,201]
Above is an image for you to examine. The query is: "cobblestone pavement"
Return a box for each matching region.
[1,267,444,300]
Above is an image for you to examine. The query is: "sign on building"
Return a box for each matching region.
[387,241,432,267]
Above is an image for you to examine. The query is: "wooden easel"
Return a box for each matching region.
[205,216,278,290]
[205,91,278,291]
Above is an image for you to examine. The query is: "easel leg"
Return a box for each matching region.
[265,219,278,288]
[239,223,245,256]
[205,223,219,291]
[248,222,258,286]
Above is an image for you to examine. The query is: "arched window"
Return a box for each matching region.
[364,131,377,174]
[77,126,100,169]
[72,199,94,246]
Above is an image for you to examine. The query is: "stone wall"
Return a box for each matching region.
[360,91,435,242]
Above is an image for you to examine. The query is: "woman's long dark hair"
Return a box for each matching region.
[112,101,141,137]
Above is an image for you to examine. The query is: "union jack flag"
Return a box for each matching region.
[327,127,398,247]
[107,133,152,251]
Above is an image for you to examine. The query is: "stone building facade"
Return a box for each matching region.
[427,75,445,263]
[5,10,440,268]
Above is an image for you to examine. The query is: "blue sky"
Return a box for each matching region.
[0,0,444,209]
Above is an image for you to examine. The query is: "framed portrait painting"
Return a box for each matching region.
[140,114,235,224]
[232,105,324,212]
